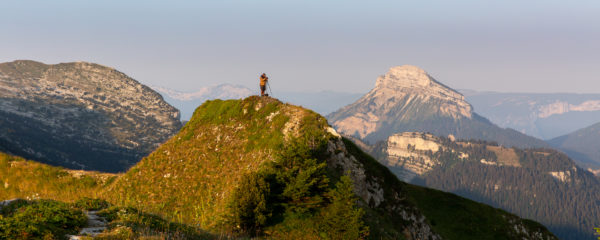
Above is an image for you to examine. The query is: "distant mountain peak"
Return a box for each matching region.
[328,65,474,140]
[327,65,548,148]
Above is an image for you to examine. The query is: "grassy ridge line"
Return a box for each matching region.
[0,152,117,202]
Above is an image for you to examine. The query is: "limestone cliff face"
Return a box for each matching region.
[0,60,182,172]
[383,133,443,181]
[376,132,471,182]
[327,65,547,148]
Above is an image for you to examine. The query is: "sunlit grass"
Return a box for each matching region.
[0,153,117,202]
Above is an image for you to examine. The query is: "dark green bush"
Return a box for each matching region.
[96,206,207,239]
[227,173,272,235]
[0,199,86,239]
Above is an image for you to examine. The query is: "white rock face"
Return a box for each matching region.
[388,132,441,153]
[538,100,600,118]
[381,132,442,181]
[548,171,572,183]
[480,159,497,165]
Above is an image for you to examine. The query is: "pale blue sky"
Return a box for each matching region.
[1,0,599,93]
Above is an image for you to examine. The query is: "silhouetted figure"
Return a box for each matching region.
[260,73,269,96]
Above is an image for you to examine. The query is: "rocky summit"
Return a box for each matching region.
[0,60,181,172]
[328,65,547,148]
[373,65,472,119]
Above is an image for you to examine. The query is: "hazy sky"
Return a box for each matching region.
[1,0,599,93]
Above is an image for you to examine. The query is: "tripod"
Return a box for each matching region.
[267,81,273,97]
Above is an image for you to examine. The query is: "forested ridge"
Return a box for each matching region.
[407,138,600,240]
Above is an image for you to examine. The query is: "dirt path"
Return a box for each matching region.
[67,210,107,239]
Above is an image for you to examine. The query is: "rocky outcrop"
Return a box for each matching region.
[374,132,471,181]
[0,198,22,210]
[0,60,182,172]
[326,137,385,207]
[324,130,441,240]
[383,133,443,181]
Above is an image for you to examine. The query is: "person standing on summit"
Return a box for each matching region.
[260,73,268,96]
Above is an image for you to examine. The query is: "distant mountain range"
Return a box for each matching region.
[462,90,600,140]
[151,84,253,120]
[327,65,548,148]
[462,91,600,171]
[0,60,182,172]
[152,84,363,120]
